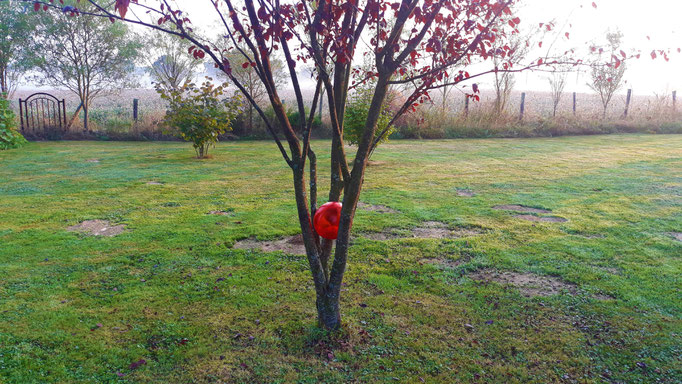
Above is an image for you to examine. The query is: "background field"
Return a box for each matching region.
[11,88,682,140]
[0,135,680,383]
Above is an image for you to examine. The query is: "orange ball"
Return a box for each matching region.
[313,201,342,240]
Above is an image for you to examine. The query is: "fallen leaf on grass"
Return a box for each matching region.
[129,359,147,370]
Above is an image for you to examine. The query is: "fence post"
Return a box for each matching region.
[519,92,526,120]
[673,91,677,111]
[133,98,139,122]
[572,92,576,115]
[19,98,24,131]
[623,89,632,118]
[464,95,469,117]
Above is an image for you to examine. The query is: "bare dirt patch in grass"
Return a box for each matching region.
[67,220,126,237]
[419,256,470,268]
[456,189,475,197]
[367,161,387,167]
[470,269,613,300]
[470,269,577,297]
[357,201,399,214]
[233,234,309,255]
[362,222,485,240]
[493,204,552,214]
[85,159,100,163]
[207,210,233,216]
[514,214,568,223]
[146,181,164,185]
[668,232,682,242]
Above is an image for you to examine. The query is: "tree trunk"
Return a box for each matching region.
[315,75,391,330]
[0,65,8,97]
[248,103,253,135]
[67,101,83,131]
[316,291,341,330]
[83,101,89,132]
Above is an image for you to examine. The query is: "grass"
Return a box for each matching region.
[0,135,680,383]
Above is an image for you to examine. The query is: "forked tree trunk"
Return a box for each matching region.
[293,75,390,330]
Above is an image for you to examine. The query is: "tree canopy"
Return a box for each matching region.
[29,3,141,130]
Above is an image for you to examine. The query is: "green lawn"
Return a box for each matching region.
[0,135,680,383]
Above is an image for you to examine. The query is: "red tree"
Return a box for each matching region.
[26,0,639,330]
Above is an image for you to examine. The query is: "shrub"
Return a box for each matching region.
[286,108,323,134]
[157,78,241,158]
[344,84,393,147]
[0,96,28,150]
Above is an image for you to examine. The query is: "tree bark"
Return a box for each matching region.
[316,291,341,330]
[316,75,392,330]
[83,103,89,132]
[67,101,83,131]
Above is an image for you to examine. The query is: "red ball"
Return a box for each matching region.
[313,201,342,240]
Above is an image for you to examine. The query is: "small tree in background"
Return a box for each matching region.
[144,31,199,92]
[588,31,627,119]
[344,82,394,150]
[492,31,529,115]
[0,95,27,150]
[0,1,36,99]
[157,78,242,158]
[221,48,287,135]
[29,4,141,131]
[548,71,568,117]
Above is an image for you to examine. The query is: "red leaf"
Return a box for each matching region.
[472,83,479,93]
[115,0,130,19]
[620,50,626,58]
[592,2,597,8]
[650,50,657,60]
[242,62,249,69]
[257,6,267,20]
[33,2,40,11]
[565,32,570,39]
[128,359,147,370]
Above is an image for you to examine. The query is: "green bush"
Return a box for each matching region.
[286,108,323,134]
[0,96,27,150]
[157,78,241,158]
[344,85,393,146]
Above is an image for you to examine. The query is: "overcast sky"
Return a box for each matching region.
[513,0,681,95]
[19,0,682,97]
[182,0,681,96]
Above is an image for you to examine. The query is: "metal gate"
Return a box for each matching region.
[19,93,67,136]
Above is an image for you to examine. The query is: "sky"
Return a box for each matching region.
[511,0,682,95]
[17,0,682,97]
[184,0,682,96]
